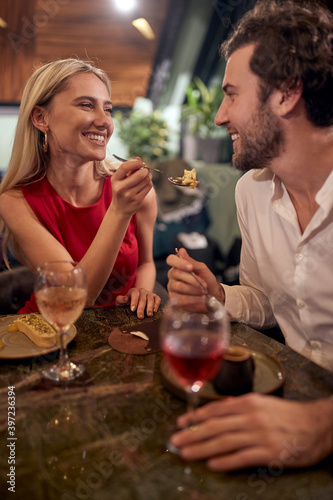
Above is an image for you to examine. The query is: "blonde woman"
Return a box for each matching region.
[0,58,160,318]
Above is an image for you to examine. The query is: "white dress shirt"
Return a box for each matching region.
[223,168,333,371]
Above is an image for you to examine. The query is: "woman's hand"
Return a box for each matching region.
[115,288,161,318]
[170,394,333,471]
[166,247,225,311]
[110,158,152,217]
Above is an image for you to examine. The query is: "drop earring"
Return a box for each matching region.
[43,131,48,153]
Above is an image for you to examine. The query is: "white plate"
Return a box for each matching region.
[0,315,77,359]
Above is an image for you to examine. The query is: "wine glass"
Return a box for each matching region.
[160,297,230,454]
[34,261,88,382]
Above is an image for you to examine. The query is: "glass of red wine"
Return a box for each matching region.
[34,261,88,382]
[160,297,230,454]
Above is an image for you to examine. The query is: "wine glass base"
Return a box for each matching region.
[166,439,181,455]
[165,423,182,455]
[42,362,85,382]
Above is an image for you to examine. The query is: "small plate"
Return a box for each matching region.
[0,315,77,359]
[160,347,285,401]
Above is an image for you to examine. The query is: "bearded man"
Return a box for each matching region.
[166,0,333,471]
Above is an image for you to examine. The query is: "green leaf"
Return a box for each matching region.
[114,110,170,161]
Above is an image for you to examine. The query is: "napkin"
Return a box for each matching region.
[108,319,161,355]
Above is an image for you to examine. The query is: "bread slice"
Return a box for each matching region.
[14,314,56,347]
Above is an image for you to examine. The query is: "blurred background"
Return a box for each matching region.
[0,0,262,164]
[1,0,332,309]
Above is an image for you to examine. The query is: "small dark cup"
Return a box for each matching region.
[213,346,255,396]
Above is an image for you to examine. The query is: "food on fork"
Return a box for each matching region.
[13,314,56,347]
[181,168,199,189]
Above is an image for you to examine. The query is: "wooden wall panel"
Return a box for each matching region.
[0,0,36,102]
[0,0,170,106]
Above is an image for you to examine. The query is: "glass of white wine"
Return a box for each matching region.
[35,261,88,382]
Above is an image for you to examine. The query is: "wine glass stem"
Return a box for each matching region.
[180,388,200,480]
[58,328,70,367]
[186,388,200,424]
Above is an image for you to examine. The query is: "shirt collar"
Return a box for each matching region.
[271,170,333,208]
[270,173,283,200]
[315,169,333,216]
[270,169,333,232]
[270,173,299,227]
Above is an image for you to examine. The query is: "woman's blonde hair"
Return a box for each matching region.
[0,58,114,267]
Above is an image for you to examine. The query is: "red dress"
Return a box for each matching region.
[18,176,138,313]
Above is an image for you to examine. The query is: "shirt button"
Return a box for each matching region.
[297,299,306,309]
[296,253,304,261]
[309,340,322,350]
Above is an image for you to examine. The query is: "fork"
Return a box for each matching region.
[112,154,189,187]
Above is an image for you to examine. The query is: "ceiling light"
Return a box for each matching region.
[132,18,155,40]
[113,0,136,12]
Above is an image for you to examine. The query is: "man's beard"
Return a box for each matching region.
[232,101,285,172]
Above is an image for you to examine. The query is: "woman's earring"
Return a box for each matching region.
[43,132,48,153]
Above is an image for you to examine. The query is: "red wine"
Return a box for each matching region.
[162,331,225,385]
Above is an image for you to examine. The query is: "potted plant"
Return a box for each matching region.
[113,109,170,163]
[181,77,227,163]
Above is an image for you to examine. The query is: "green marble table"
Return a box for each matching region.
[0,306,332,500]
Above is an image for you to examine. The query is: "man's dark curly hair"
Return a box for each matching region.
[220,0,333,127]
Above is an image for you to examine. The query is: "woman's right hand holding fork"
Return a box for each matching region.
[109,157,153,217]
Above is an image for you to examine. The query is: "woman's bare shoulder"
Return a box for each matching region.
[0,188,25,200]
[0,189,31,219]
[0,188,25,207]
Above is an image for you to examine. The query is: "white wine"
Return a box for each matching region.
[36,286,87,329]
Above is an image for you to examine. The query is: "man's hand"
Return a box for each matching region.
[166,248,225,311]
[170,394,333,471]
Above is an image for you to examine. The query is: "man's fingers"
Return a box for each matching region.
[166,254,193,271]
[207,446,273,471]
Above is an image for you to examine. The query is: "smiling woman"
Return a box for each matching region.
[30,73,115,173]
[0,58,161,319]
